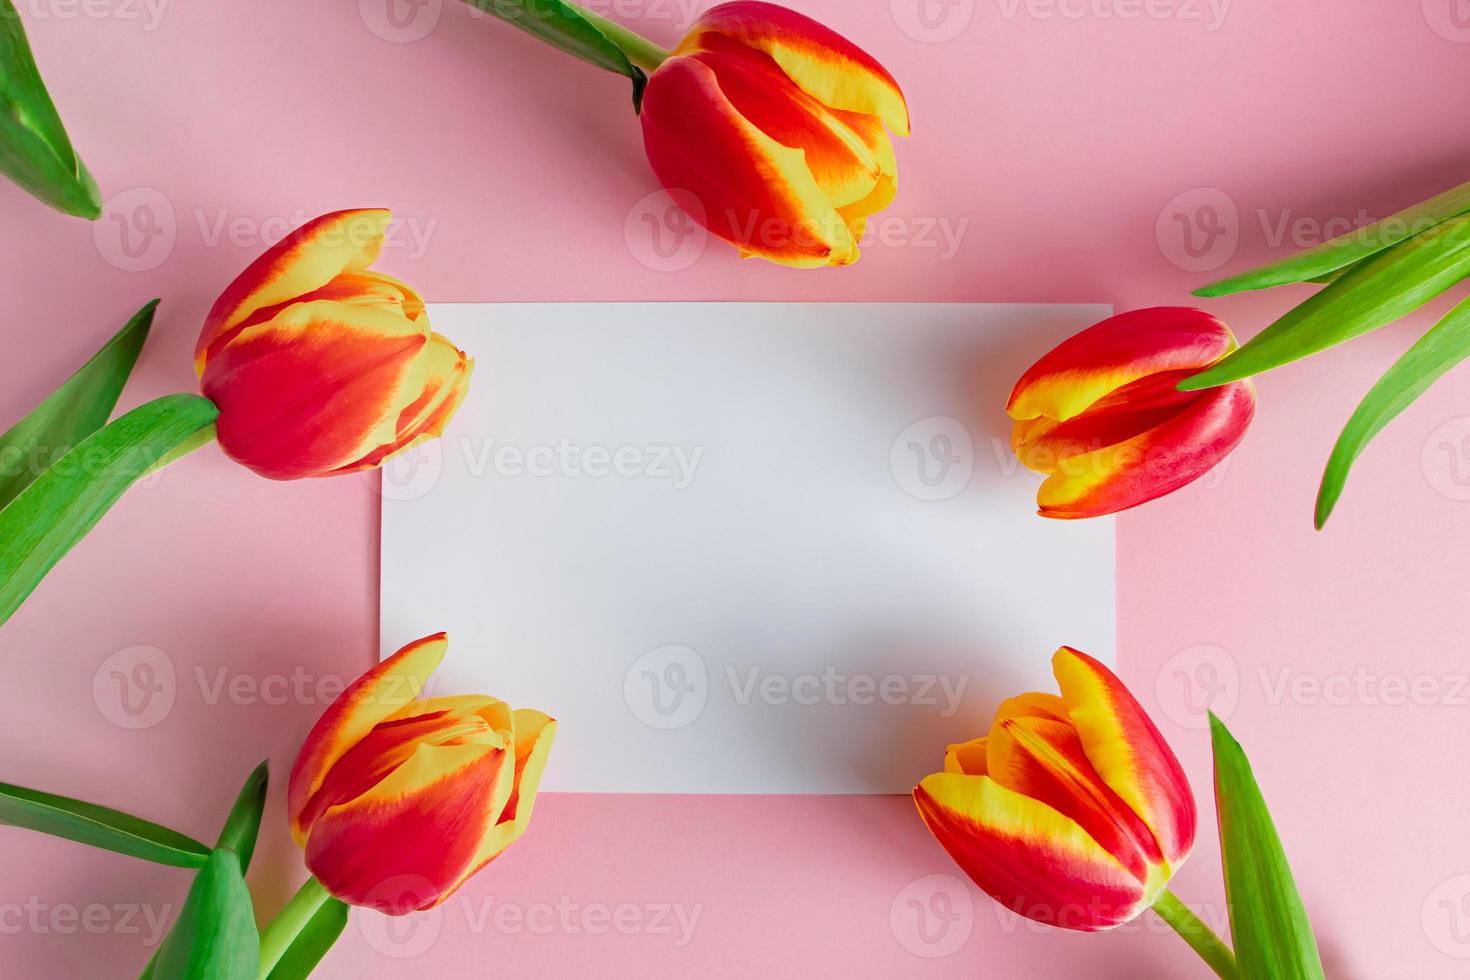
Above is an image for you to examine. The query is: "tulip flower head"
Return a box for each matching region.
[196,209,471,480]
[640,1,910,268]
[913,647,1196,931]
[1007,307,1256,519]
[287,633,555,914]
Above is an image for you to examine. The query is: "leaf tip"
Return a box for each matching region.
[1206,711,1239,753]
[1315,460,1346,531]
[1176,371,1213,392]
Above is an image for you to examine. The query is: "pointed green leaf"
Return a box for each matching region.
[214,761,268,874]
[1315,293,1470,528]
[1211,714,1325,980]
[0,782,209,868]
[151,848,260,980]
[0,392,218,627]
[1196,180,1470,297]
[263,897,349,980]
[1183,213,1470,390]
[0,0,102,218]
[0,300,155,511]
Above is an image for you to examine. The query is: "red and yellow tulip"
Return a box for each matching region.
[286,633,555,914]
[640,1,909,268]
[913,647,1195,931]
[195,208,471,480]
[1007,307,1256,519]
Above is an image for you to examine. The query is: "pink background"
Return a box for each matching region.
[3,0,1470,976]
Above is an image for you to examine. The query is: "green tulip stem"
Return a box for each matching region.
[257,875,332,978]
[571,5,672,71]
[1153,890,1240,980]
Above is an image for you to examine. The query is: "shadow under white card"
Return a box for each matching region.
[380,303,1114,794]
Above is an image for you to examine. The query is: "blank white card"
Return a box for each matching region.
[380,303,1114,793]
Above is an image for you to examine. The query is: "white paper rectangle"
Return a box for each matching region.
[381,303,1114,794]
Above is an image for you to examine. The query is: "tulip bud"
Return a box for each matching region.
[1007,307,1256,518]
[287,633,555,913]
[639,1,909,268]
[913,647,1196,931]
[196,209,471,480]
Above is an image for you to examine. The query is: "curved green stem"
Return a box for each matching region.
[257,876,331,978]
[572,4,671,71]
[1153,890,1239,980]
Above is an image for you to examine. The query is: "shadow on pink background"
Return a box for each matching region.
[2,0,1470,976]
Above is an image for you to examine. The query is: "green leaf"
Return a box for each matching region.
[263,897,349,980]
[0,0,102,218]
[151,848,260,980]
[0,393,217,627]
[1183,213,1470,390]
[1196,180,1470,297]
[1210,714,1325,980]
[462,0,638,77]
[0,781,209,868]
[214,761,268,874]
[1315,293,1470,528]
[0,300,155,512]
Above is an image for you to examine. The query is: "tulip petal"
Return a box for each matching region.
[987,717,1164,882]
[296,696,505,835]
[304,739,515,913]
[1052,648,1196,866]
[993,692,1070,724]
[1031,380,1255,519]
[1012,370,1204,473]
[383,694,509,734]
[195,209,392,373]
[201,300,430,480]
[944,737,988,775]
[1007,308,1238,425]
[686,1,909,136]
[826,107,897,241]
[288,633,447,844]
[690,43,885,211]
[330,332,472,475]
[913,773,1146,931]
[439,710,557,898]
[835,173,895,244]
[641,55,855,267]
[218,271,427,350]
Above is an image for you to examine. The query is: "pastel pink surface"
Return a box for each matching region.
[2,1,1469,977]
